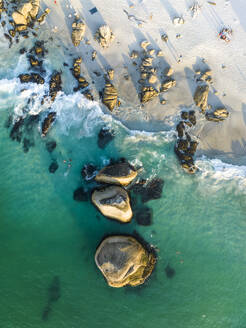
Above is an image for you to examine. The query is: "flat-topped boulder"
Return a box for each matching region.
[193,85,209,112]
[72,18,86,46]
[95,235,156,287]
[205,107,229,122]
[94,25,115,48]
[91,186,132,223]
[95,162,137,186]
[102,82,118,111]
[12,0,40,30]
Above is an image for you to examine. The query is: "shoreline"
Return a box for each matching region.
[1,0,246,162]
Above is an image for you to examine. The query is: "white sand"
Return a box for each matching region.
[40,0,246,159]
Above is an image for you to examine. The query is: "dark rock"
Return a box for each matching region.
[23,137,34,153]
[188,110,196,125]
[42,305,52,321]
[73,187,88,201]
[41,112,56,137]
[165,264,175,278]
[28,55,42,68]
[19,73,44,84]
[49,72,62,102]
[10,117,24,142]
[63,62,68,67]
[19,47,27,54]
[45,140,57,153]
[177,139,188,152]
[135,206,153,226]
[188,141,198,155]
[176,122,184,138]
[132,178,164,203]
[97,127,115,149]
[24,114,40,133]
[181,111,188,120]
[4,115,13,129]
[49,161,58,173]
[48,276,61,303]
[81,164,97,181]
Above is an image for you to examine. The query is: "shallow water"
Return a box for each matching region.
[1,27,246,328]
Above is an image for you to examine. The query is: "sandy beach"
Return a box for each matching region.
[33,0,246,161]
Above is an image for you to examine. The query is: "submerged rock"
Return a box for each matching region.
[94,25,115,48]
[81,164,97,181]
[73,187,88,201]
[45,140,57,153]
[48,276,61,302]
[135,206,153,226]
[49,160,58,173]
[140,86,159,103]
[10,117,25,142]
[95,162,137,186]
[102,82,118,111]
[92,186,132,223]
[23,137,34,153]
[205,107,229,122]
[132,178,164,203]
[165,264,175,278]
[71,18,86,46]
[193,85,209,112]
[41,112,56,137]
[95,235,156,287]
[97,127,115,149]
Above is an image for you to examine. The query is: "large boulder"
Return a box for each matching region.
[94,25,115,48]
[140,86,159,103]
[95,235,156,288]
[95,162,137,186]
[72,19,86,46]
[91,186,132,223]
[12,0,40,29]
[102,82,118,111]
[193,85,209,112]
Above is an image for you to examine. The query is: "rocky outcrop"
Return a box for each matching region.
[41,112,56,137]
[12,0,40,31]
[160,78,176,92]
[19,73,44,84]
[37,8,50,24]
[205,107,229,122]
[94,25,115,48]
[95,235,156,287]
[131,178,164,203]
[49,72,62,102]
[72,57,91,96]
[140,86,159,103]
[92,186,132,223]
[71,18,85,46]
[102,82,118,111]
[97,127,115,149]
[0,0,6,15]
[81,164,97,181]
[193,85,209,112]
[174,110,198,174]
[95,162,137,186]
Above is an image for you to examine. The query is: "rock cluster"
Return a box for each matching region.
[140,86,159,103]
[95,235,156,288]
[175,110,198,174]
[49,72,62,102]
[71,18,85,47]
[94,25,115,48]
[72,57,93,100]
[41,112,56,137]
[91,162,137,223]
[193,69,229,121]
[19,72,44,84]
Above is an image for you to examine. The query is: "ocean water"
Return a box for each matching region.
[1,28,246,328]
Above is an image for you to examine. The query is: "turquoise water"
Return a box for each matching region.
[1,29,246,328]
